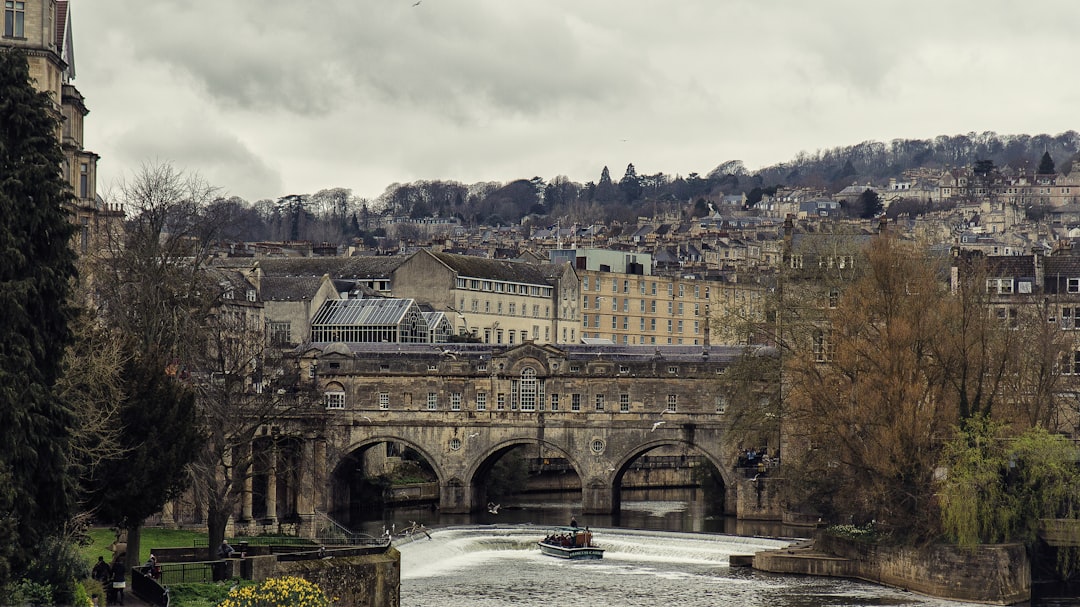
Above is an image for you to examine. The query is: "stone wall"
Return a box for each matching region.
[273,549,400,607]
[754,535,1030,605]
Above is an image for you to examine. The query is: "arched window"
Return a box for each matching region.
[518,367,538,412]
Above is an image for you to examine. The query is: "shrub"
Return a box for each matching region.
[217,576,332,607]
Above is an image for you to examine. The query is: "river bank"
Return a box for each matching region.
[751,534,1030,605]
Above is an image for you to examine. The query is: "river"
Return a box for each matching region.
[355,489,1074,606]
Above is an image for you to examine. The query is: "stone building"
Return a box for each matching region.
[2,0,118,253]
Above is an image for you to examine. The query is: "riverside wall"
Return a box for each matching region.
[270,548,401,607]
[752,535,1029,605]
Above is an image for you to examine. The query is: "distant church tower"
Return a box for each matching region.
[2,0,115,254]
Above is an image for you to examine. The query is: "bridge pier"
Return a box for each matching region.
[582,478,614,514]
[438,478,472,514]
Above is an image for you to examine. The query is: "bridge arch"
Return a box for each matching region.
[462,438,586,513]
[605,437,736,515]
[328,434,447,525]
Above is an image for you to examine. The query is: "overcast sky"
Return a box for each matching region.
[75,1,1080,203]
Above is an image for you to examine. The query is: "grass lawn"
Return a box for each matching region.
[81,527,208,568]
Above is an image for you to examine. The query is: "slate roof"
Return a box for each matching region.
[426,250,554,285]
[213,256,405,279]
[261,276,325,302]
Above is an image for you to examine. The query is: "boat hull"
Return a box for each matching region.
[538,542,604,560]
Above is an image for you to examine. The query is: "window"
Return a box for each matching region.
[247,290,257,302]
[595,394,605,411]
[79,163,88,199]
[583,314,589,327]
[612,316,618,329]
[828,288,840,309]
[449,438,462,451]
[813,330,834,362]
[571,393,581,412]
[519,368,538,412]
[325,391,345,410]
[427,392,438,411]
[715,395,727,414]
[590,439,605,454]
[379,392,389,410]
[583,276,590,290]
[549,393,559,411]
[668,365,679,374]
[668,302,674,315]
[269,321,292,345]
[476,392,487,411]
[667,394,678,413]
[4,1,25,38]
[986,278,1014,294]
[619,365,629,374]
[650,300,656,313]
[623,280,629,293]
[497,393,506,411]
[427,364,438,371]
[451,392,462,411]
[509,303,516,316]
[620,393,630,412]
[1063,307,1080,330]
[1069,278,1080,293]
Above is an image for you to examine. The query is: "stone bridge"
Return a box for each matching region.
[237,343,779,535]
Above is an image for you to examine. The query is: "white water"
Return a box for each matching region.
[396,526,986,607]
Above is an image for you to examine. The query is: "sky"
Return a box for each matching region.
[75,0,1080,204]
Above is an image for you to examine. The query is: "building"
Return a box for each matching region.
[390,249,580,345]
[2,0,116,253]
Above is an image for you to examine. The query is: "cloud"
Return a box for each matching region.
[106,114,282,201]
[75,0,1080,203]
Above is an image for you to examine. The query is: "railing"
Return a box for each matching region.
[131,566,170,607]
[314,511,389,547]
[151,560,225,585]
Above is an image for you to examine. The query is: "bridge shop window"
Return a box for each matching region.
[590,439,605,455]
[497,393,506,411]
[449,438,462,451]
[571,393,581,412]
[715,395,727,414]
[619,393,630,412]
[324,390,345,410]
[595,394,605,411]
[549,393,559,411]
[476,392,487,411]
[451,392,462,411]
[427,392,438,411]
[666,394,678,413]
[379,392,389,410]
[514,368,542,412]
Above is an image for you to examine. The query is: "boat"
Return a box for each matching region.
[538,526,604,560]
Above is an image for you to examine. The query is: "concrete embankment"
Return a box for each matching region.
[751,535,1030,605]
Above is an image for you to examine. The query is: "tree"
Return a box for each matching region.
[186,291,308,559]
[594,166,617,204]
[619,163,642,203]
[939,417,1080,577]
[1037,151,1056,175]
[85,353,200,572]
[87,162,217,571]
[0,49,78,584]
[783,236,956,538]
[856,188,883,218]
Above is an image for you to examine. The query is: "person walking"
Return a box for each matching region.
[110,558,126,606]
[92,556,110,586]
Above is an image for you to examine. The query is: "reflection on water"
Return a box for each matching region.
[351,487,797,539]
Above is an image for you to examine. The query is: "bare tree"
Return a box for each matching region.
[184,278,311,558]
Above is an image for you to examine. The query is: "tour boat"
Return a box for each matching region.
[538,526,604,560]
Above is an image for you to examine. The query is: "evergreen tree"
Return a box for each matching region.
[1037,151,1056,175]
[595,166,617,203]
[0,50,78,583]
[619,163,642,203]
[857,188,883,219]
[86,353,200,571]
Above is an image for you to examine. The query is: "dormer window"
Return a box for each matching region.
[1068,278,1080,293]
[986,278,1013,294]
